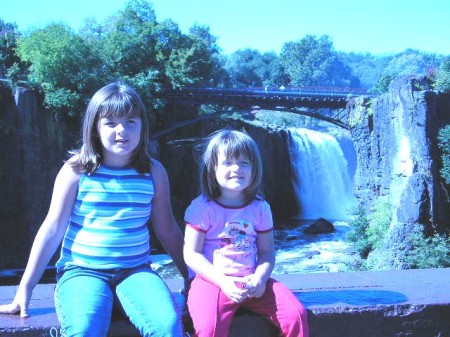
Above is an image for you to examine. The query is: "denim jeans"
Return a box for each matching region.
[54,264,183,337]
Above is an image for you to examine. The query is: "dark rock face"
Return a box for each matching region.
[304,218,336,235]
[348,76,450,267]
[0,87,79,269]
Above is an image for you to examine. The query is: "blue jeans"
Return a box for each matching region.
[54,264,183,337]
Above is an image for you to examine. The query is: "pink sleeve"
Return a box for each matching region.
[184,196,210,232]
[255,200,274,233]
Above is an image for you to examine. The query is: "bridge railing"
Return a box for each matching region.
[180,85,371,96]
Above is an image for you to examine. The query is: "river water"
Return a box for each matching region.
[152,220,355,279]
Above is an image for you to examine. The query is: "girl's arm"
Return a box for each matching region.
[184,226,248,302]
[150,159,188,280]
[246,230,276,298]
[0,161,80,317]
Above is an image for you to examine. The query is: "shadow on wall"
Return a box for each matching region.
[296,289,408,307]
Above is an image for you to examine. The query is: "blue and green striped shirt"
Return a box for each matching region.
[56,165,154,270]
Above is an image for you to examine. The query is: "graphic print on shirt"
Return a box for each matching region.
[218,220,256,260]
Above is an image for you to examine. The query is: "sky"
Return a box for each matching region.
[2,0,450,56]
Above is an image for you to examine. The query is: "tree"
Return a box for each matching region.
[0,19,27,84]
[224,49,286,88]
[161,23,221,88]
[339,52,389,89]
[381,49,441,79]
[16,23,103,117]
[279,35,355,87]
[434,56,450,93]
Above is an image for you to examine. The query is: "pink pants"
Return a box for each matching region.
[187,276,309,337]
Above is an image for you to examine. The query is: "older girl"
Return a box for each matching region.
[0,82,187,337]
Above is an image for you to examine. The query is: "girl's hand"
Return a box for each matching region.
[218,276,250,303]
[244,274,267,299]
[0,286,32,317]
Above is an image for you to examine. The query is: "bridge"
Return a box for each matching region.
[163,86,373,109]
[158,86,377,132]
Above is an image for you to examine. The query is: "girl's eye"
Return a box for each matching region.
[126,119,137,124]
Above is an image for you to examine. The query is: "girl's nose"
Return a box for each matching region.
[231,163,241,171]
[116,123,126,133]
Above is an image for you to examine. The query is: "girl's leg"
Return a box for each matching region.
[55,268,113,337]
[187,276,240,337]
[116,265,183,337]
[242,279,309,337]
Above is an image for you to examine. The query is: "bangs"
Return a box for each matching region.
[219,136,252,160]
[98,93,143,119]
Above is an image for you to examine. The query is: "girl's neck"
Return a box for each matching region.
[102,154,132,168]
[216,191,246,207]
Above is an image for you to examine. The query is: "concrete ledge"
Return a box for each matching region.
[1,268,449,337]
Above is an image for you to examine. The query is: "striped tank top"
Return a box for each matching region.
[56,165,154,270]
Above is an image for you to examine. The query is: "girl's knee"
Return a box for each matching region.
[139,310,184,337]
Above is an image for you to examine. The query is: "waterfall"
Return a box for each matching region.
[288,128,356,221]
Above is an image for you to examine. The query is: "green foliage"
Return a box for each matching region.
[279,35,355,87]
[224,49,286,88]
[371,74,393,94]
[365,199,392,249]
[347,198,392,259]
[381,49,441,78]
[16,23,103,117]
[0,19,28,85]
[433,57,450,92]
[339,52,389,89]
[405,225,450,268]
[346,204,372,258]
[438,124,450,184]
[347,98,374,128]
[0,20,20,73]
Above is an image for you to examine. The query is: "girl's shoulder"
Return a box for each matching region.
[249,196,272,213]
[253,195,270,205]
[57,158,82,188]
[187,194,214,210]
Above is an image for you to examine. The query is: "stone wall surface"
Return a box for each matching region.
[1,268,449,336]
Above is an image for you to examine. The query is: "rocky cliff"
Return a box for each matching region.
[348,76,450,268]
[0,86,79,269]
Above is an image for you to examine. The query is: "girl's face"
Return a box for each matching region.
[215,147,252,200]
[97,116,142,167]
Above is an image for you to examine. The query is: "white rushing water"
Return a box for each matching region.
[273,221,355,274]
[288,128,356,221]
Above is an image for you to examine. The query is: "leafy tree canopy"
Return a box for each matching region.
[279,35,356,87]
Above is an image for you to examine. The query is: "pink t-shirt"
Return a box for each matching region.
[184,195,274,276]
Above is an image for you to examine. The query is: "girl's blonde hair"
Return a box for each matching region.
[200,129,263,203]
[71,82,151,174]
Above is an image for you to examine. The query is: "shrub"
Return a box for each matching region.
[438,125,450,185]
[347,198,392,259]
[405,225,450,269]
[433,56,450,93]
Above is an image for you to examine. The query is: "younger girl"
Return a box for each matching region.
[0,82,187,337]
[183,129,309,337]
